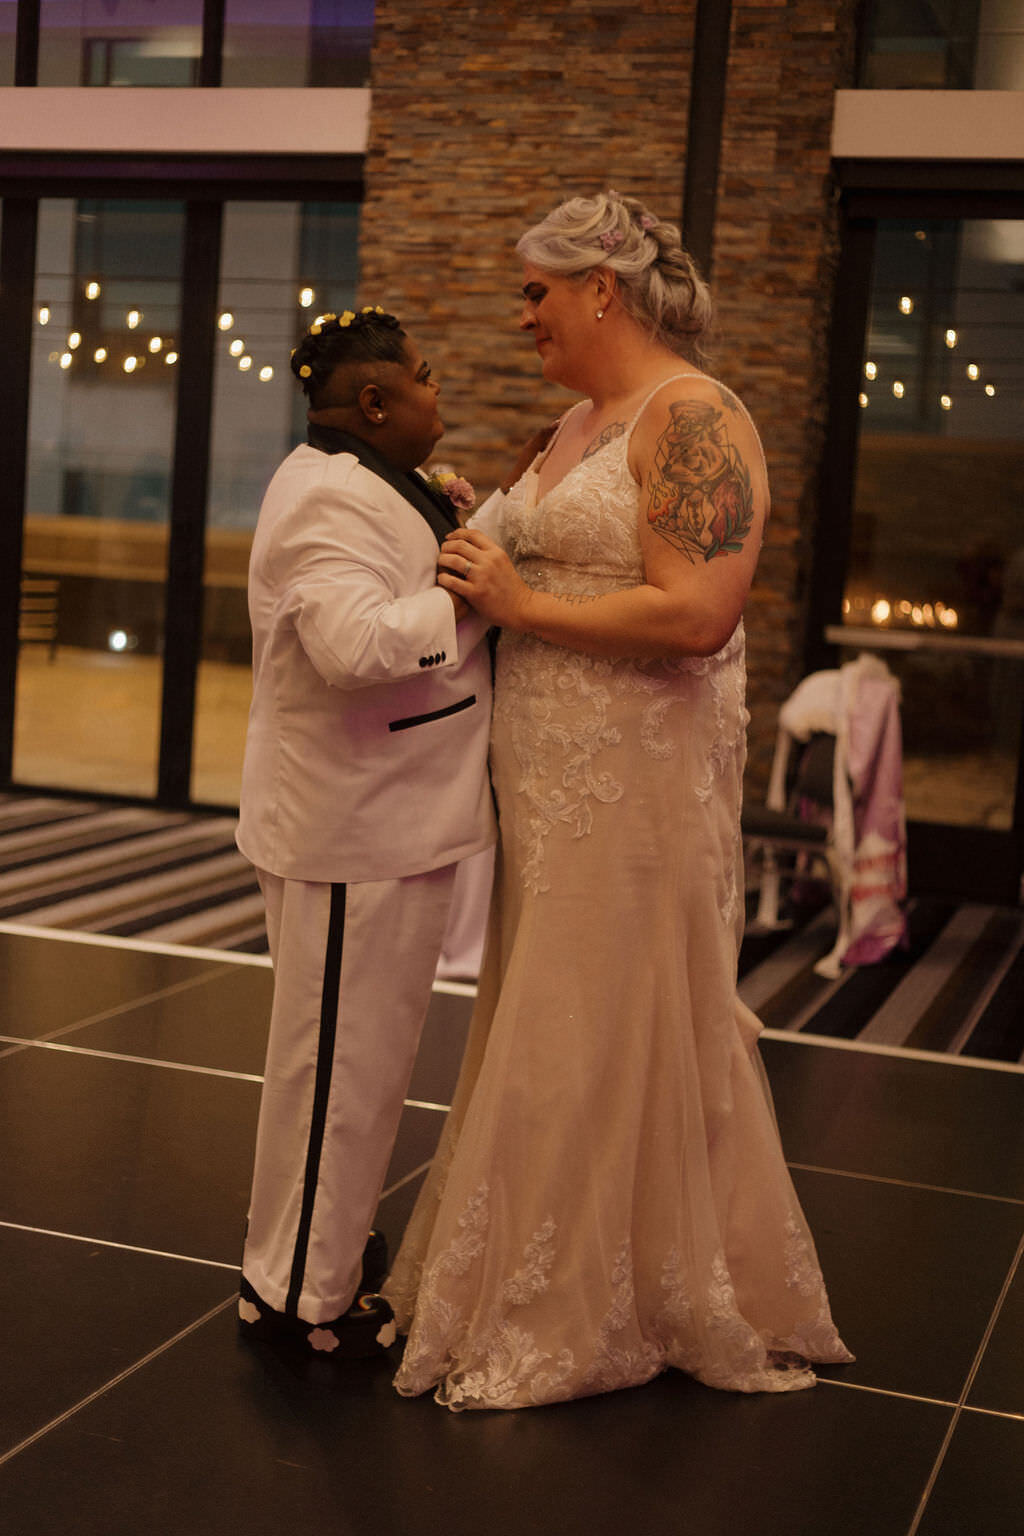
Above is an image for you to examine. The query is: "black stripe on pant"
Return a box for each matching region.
[285,881,346,1318]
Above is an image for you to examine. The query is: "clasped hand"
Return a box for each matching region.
[437,530,531,630]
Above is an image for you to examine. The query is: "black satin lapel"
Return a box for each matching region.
[306,423,458,546]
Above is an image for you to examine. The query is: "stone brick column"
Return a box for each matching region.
[712,0,860,783]
[359,0,697,490]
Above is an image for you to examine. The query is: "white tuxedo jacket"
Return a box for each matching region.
[236,440,496,883]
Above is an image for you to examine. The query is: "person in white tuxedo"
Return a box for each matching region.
[235,307,496,1359]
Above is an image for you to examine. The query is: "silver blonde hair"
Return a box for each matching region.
[516,190,713,365]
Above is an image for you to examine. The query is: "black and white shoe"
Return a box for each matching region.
[238,1276,396,1360]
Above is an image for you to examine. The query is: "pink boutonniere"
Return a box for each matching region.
[428,470,476,512]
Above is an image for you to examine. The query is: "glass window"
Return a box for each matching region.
[38,2,202,85]
[859,0,1024,89]
[222,0,374,87]
[16,198,185,797]
[191,198,360,805]
[840,217,1024,830]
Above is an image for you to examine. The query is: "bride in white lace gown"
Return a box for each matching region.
[383,192,852,1410]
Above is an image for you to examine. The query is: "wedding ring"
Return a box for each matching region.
[463,560,471,578]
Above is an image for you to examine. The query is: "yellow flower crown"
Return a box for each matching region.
[292,306,392,379]
[307,305,385,338]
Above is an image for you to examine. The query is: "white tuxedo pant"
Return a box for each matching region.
[242,864,457,1323]
[436,845,495,980]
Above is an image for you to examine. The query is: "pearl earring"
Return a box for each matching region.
[596,309,604,320]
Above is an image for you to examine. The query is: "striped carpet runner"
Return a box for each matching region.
[0,792,267,953]
[0,793,1021,1065]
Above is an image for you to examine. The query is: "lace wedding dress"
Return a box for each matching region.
[384,385,853,1410]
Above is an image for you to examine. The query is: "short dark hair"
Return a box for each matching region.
[291,309,407,409]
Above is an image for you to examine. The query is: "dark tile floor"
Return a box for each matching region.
[0,926,1021,1536]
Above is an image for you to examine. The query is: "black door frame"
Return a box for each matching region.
[0,154,362,810]
[812,160,1024,904]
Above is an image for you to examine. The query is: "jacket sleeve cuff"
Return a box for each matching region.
[468,488,506,542]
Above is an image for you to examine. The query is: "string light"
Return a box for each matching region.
[148,337,163,353]
[218,312,234,330]
[85,281,101,300]
[299,287,315,308]
[93,347,107,363]
[945,329,957,348]
[871,599,891,624]
[38,306,51,325]
[858,392,869,408]
[67,331,81,349]
[258,365,274,382]
[899,295,914,315]
[229,338,245,357]
[238,355,253,371]
[123,356,139,374]
[940,395,952,411]
[967,363,979,381]
[59,352,72,370]
[892,380,905,399]
[864,361,877,380]
[985,384,996,397]
[126,310,142,329]
[165,351,178,365]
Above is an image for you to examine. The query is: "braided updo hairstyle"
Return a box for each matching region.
[516,191,713,366]
[290,307,407,409]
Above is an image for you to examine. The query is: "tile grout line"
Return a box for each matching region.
[763,1027,1024,1076]
[905,1231,1024,1536]
[0,1035,264,1083]
[1,923,1021,1071]
[0,966,230,1062]
[0,1036,458,1111]
[787,1161,1024,1208]
[962,1403,1024,1425]
[5,1215,1019,1437]
[818,1376,1024,1423]
[380,1160,434,1201]
[0,1294,237,1470]
[0,1218,240,1270]
[0,918,273,968]
[815,1377,956,1411]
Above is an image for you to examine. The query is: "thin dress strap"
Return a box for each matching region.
[625,372,704,432]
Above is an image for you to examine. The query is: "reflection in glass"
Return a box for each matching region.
[858,0,1024,89]
[192,200,360,805]
[222,0,374,86]
[843,217,1024,830]
[833,643,1021,830]
[38,2,202,86]
[15,199,185,797]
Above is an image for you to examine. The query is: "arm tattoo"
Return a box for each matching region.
[552,592,602,606]
[582,421,626,460]
[645,400,755,563]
